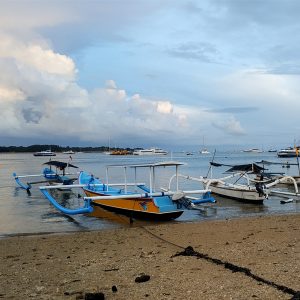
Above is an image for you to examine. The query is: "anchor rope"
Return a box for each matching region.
[140,226,299,298]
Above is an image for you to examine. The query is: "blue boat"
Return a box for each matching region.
[39,161,216,221]
[13,160,78,193]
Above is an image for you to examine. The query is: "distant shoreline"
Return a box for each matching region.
[0,144,134,153]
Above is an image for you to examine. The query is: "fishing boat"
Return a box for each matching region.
[199,162,270,203]
[196,161,300,203]
[13,160,79,192]
[256,160,300,185]
[39,161,215,221]
[133,148,168,155]
[33,149,56,156]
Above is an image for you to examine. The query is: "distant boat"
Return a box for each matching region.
[110,150,130,155]
[63,150,75,154]
[268,149,277,153]
[277,147,298,158]
[33,150,56,157]
[242,148,263,153]
[133,148,168,155]
[200,136,210,154]
[200,149,210,154]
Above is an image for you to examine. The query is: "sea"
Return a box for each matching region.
[1,150,299,239]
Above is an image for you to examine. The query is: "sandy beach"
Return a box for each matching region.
[1,214,299,299]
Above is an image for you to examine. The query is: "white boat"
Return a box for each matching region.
[133,148,168,155]
[197,161,300,203]
[200,137,210,154]
[277,148,298,158]
[242,148,263,153]
[200,149,210,154]
[63,150,75,154]
[33,150,56,157]
[201,163,269,203]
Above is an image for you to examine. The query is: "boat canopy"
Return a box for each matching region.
[210,162,265,174]
[226,163,265,174]
[105,161,185,169]
[43,161,78,170]
[256,160,298,166]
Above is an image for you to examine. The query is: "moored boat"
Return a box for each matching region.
[33,150,56,157]
[39,161,215,220]
[242,148,263,153]
[200,149,210,154]
[277,147,299,158]
[200,162,269,203]
[133,148,168,155]
[199,160,300,203]
[63,150,75,154]
[13,160,78,192]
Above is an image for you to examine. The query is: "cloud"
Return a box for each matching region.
[156,101,173,114]
[216,68,300,106]
[0,30,197,146]
[2,0,300,148]
[0,34,76,78]
[212,116,245,136]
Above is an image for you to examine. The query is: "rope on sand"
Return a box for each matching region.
[141,227,299,299]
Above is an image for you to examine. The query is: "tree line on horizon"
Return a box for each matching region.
[0,144,135,153]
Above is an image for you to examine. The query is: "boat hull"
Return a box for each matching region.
[84,190,184,221]
[209,184,265,203]
[277,153,297,158]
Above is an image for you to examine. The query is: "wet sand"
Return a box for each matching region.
[1,214,299,299]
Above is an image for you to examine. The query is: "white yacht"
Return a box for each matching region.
[133,148,168,155]
[277,147,298,158]
[63,150,75,154]
[200,149,210,154]
[33,150,56,157]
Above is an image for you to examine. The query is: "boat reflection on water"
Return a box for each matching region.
[212,194,269,214]
[88,205,172,228]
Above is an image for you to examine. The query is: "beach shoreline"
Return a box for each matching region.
[1,214,299,299]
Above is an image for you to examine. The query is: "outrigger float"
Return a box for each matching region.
[39,161,216,221]
[13,160,79,193]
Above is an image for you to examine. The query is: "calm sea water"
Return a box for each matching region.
[1,151,299,238]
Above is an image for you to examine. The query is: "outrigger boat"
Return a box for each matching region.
[39,161,215,221]
[256,160,300,185]
[191,161,300,204]
[204,162,270,203]
[174,163,269,203]
[13,160,79,193]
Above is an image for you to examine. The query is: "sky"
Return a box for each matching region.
[1,0,300,150]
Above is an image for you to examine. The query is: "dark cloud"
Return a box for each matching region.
[22,108,43,124]
[206,107,259,114]
[167,42,219,63]
[183,1,203,14]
